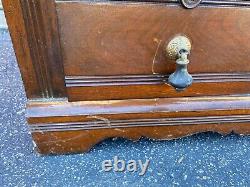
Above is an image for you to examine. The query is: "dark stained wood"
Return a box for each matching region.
[3,0,66,99]
[65,73,250,101]
[32,124,250,154]
[56,0,250,7]
[56,2,250,100]
[56,0,250,8]
[65,73,250,87]
[27,96,250,154]
[4,0,250,154]
[26,96,250,120]
[57,3,250,75]
[2,0,40,98]
[67,81,250,101]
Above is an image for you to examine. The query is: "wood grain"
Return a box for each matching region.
[4,0,250,154]
[3,0,66,99]
[56,0,250,8]
[30,115,250,132]
[26,96,250,120]
[65,73,250,101]
[66,81,250,101]
[65,73,250,87]
[57,3,250,75]
[27,96,250,154]
[32,124,250,154]
[56,2,250,100]
[2,0,40,98]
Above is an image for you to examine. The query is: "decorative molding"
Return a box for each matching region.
[56,0,250,8]
[20,0,66,98]
[32,122,250,154]
[27,96,250,154]
[26,96,250,120]
[3,0,66,98]
[201,0,250,7]
[30,115,250,132]
[163,0,250,7]
[65,73,250,87]
[20,0,51,97]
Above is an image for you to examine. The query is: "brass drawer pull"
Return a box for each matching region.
[166,35,193,91]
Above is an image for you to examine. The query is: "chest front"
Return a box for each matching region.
[3,0,250,154]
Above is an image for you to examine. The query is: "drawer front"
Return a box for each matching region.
[56,2,250,101]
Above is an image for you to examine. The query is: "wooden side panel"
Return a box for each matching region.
[3,0,66,99]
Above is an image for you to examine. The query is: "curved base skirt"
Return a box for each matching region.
[27,96,250,154]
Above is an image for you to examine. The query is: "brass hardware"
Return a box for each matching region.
[180,0,202,9]
[166,35,191,60]
[166,35,193,91]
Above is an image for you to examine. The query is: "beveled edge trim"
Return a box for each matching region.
[26,96,250,118]
[65,73,250,87]
[56,0,250,8]
[202,0,250,7]
[29,115,250,132]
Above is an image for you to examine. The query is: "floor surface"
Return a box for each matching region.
[1,30,250,186]
[0,10,7,29]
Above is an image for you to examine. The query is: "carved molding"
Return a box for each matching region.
[20,0,51,97]
[20,0,66,98]
[32,123,250,154]
[65,73,250,87]
[56,0,250,8]
[30,115,250,132]
[3,0,66,98]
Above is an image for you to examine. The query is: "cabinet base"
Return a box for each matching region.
[27,96,250,154]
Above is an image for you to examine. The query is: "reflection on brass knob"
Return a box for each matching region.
[166,35,193,91]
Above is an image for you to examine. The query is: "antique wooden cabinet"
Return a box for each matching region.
[3,0,250,154]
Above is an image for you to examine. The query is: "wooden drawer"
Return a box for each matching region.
[56,2,250,101]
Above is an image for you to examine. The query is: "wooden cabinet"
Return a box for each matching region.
[3,0,250,154]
